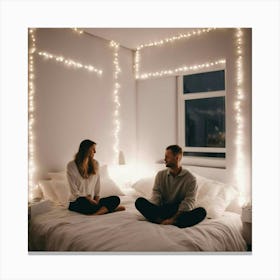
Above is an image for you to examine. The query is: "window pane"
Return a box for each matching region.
[185,97,225,148]
[183,152,225,158]
[183,70,225,94]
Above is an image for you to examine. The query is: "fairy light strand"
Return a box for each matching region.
[28,28,103,200]
[28,28,37,199]
[37,51,103,75]
[110,41,121,164]
[235,28,246,204]
[137,59,226,80]
[136,28,216,51]
[135,28,217,79]
[72,28,84,34]
[134,49,141,80]
[134,27,247,204]
[30,28,246,205]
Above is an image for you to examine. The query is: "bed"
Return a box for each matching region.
[28,164,247,252]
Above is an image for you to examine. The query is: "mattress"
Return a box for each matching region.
[29,195,247,252]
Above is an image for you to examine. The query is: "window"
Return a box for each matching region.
[177,69,226,167]
[183,70,225,93]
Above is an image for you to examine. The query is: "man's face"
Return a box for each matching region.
[164,149,177,168]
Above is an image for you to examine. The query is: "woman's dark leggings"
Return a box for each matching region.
[135,197,207,228]
[69,196,120,215]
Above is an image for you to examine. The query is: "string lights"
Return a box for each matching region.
[137,59,226,80]
[110,41,121,164]
[37,51,103,75]
[234,28,246,204]
[28,28,103,200]
[135,28,217,79]
[134,27,247,204]
[72,28,84,34]
[137,28,216,50]
[28,28,247,204]
[134,49,140,80]
[28,28,37,198]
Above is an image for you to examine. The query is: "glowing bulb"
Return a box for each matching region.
[72,28,84,34]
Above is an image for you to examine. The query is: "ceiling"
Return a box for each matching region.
[84,28,196,50]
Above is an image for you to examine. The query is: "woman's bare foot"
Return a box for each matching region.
[114,205,126,212]
[93,206,109,215]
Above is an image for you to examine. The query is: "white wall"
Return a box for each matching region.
[33,29,136,180]
[31,28,252,201]
[136,77,177,163]
[136,29,252,200]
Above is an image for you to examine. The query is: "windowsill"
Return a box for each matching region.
[181,156,226,169]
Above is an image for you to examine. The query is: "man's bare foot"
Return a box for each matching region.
[114,205,126,212]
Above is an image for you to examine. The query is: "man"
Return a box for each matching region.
[135,145,206,228]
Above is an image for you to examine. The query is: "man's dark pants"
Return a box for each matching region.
[135,197,207,228]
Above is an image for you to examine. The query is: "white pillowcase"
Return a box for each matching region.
[38,180,58,202]
[52,179,71,205]
[48,171,66,180]
[194,173,238,218]
[130,177,154,198]
[195,174,222,200]
[40,166,124,203]
[39,179,70,205]
[99,164,110,179]
[99,164,125,197]
[100,177,124,198]
[31,184,44,200]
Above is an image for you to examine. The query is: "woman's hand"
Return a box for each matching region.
[89,199,98,205]
[86,195,98,205]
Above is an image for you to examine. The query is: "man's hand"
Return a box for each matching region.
[160,217,175,225]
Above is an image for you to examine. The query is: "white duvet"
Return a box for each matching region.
[29,195,246,252]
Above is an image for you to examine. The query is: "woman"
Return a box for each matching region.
[67,139,125,215]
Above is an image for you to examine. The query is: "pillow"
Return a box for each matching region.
[197,186,238,218]
[38,179,58,202]
[30,200,54,219]
[131,177,154,198]
[194,174,239,218]
[31,184,44,201]
[196,195,227,218]
[52,179,71,205]
[48,171,66,180]
[100,177,125,198]
[99,164,110,179]
[194,173,223,200]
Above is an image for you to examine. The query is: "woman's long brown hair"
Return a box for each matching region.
[74,139,98,178]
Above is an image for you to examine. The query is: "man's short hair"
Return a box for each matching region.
[166,145,183,156]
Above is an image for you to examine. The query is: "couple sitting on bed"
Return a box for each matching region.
[67,139,206,228]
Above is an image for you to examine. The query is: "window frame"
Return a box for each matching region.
[177,67,227,168]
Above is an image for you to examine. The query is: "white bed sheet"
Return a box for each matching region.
[29,195,247,252]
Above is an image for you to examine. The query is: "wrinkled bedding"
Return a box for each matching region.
[29,195,246,252]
